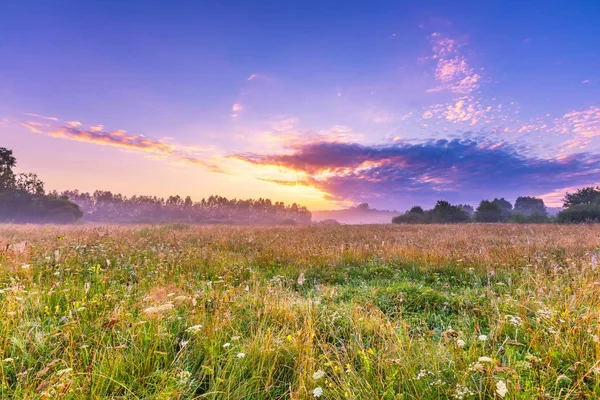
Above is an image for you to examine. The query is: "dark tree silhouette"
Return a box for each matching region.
[563,186,600,208]
[475,200,502,223]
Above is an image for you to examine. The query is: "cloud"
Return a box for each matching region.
[427,33,481,94]
[235,138,600,209]
[231,103,243,118]
[21,120,224,173]
[558,106,600,138]
[23,112,58,121]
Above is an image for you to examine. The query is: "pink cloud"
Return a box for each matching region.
[426,33,481,94]
[22,119,224,173]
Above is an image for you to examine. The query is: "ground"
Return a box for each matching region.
[1,224,599,399]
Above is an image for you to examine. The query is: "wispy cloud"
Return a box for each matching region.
[231,103,243,118]
[235,138,600,208]
[21,119,224,173]
[426,33,481,94]
[23,112,58,121]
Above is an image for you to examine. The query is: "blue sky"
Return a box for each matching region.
[1,0,599,210]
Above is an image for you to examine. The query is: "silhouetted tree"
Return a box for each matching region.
[514,196,547,217]
[0,147,16,190]
[492,198,513,221]
[458,204,475,216]
[431,200,471,223]
[563,186,600,207]
[475,200,502,222]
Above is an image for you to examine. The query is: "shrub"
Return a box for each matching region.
[557,204,600,223]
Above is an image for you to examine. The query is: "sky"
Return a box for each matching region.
[1,0,599,211]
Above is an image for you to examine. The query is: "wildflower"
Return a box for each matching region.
[157,303,174,312]
[495,380,508,398]
[469,362,484,372]
[177,370,192,385]
[186,324,203,333]
[3,358,14,363]
[312,370,325,380]
[223,343,231,348]
[507,315,522,327]
[231,336,241,341]
[456,339,465,348]
[237,352,245,358]
[313,387,323,398]
[21,264,30,269]
[478,334,488,342]
[478,356,493,363]
[297,272,305,286]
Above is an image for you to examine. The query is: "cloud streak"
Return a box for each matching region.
[235,138,600,209]
[21,120,224,173]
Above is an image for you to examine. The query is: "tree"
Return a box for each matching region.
[409,206,424,214]
[563,186,600,208]
[0,148,82,223]
[458,204,474,216]
[430,200,470,223]
[514,196,547,217]
[0,147,16,190]
[475,200,502,222]
[356,203,370,211]
[16,173,45,196]
[492,198,513,221]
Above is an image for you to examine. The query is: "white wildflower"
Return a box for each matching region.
[478,334,488,341]
[496,380,508,398]
[478,356,493,363]
[231,336,241,341]
[312,370,325,380]
[223,343,231,348]
[237,352,245,358]
[456,339,465,348]
[313,387,323,398]
[186,324,203,333]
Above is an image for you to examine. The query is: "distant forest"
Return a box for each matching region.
[0,147,311,225]
[60,190,312,225]
[1,146,598,225]
[392,189,600,224]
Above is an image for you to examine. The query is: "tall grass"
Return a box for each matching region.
[0,224,599,399]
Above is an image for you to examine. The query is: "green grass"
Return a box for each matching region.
[0,224,599,399]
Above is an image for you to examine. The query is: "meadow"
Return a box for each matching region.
[1,223,599,399]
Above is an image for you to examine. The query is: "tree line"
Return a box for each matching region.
[0,147,311,225]
[392,188,600,224]
[59,190,312,225]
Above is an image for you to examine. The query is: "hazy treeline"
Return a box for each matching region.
[0,147,83,223]
[0,147,311,225]
[60,190,312,225]
[393,188,600,224]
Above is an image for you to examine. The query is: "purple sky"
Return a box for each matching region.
[1,1,599,210]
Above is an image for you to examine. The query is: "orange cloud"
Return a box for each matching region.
[21,120,224,173]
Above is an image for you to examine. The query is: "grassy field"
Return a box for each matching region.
[1,224,599,399]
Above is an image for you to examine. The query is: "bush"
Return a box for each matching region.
[557,204,600,223]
